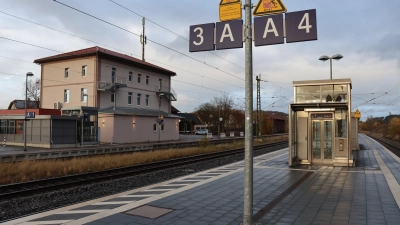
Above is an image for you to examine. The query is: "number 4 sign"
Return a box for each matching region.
[285,9,317,43]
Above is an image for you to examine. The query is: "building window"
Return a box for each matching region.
[81,88,87,102]
[8,120,15,134]
[112,68,116,83]
[82,66,87,77]
[153,123,157,132]
[137,93,141,106]
[64,89,70,102]
[161,124,165,131]
[146,76,149,85]
[158,78,162,91]
[111,92,115,103]
[128,71,132,82]
[137,74,141,83]
[65,68,69,79]
[146,95,149,107]
[128,92,132,105]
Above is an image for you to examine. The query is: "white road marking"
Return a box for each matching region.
[18,221,72,225]
[92,201,135,205]
[56,210,105,214]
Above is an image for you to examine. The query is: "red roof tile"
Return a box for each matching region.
[34,46,176,76]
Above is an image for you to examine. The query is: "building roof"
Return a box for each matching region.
[176,113,202,124]
[98,106,181,118]
[33,46,176,76]
[8,100,40,110]
[171,105,180,114]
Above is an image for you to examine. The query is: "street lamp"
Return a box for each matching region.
[319,54,343,79]
[24,72,34,151]
[158,93,164,143]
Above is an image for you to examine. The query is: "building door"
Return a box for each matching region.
[312,120,333,164]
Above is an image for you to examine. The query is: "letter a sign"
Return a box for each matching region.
[253,0,287,16]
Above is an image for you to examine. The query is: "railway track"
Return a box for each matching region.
[0,141,288,201]
[366,134,400,158]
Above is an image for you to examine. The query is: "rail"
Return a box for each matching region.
[0,134,288,163]
[0,141,288,200]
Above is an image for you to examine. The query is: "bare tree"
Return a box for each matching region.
[23,78,41,108]
[23,78,41,102]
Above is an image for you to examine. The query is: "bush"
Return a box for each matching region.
[199,137,209,148]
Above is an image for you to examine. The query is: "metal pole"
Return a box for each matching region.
[330,58,332,80]
[243,0,253,224]
[218,107,220,139]
[81,116,84,148]
[142,17,146,61]
[158,94,161,143]
[24,75,28,151]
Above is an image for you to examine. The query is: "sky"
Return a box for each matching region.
[0,0,399,121]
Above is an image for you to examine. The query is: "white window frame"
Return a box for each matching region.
[137,93,141,106]
[161,124,165,132]
[64,89,70,103]
[146,95,149,107]
[82,66,87,77]
[65,68,69,79]
[128,92,132,105]
[146,75,149,85]
[137,74,141,84]
[81,88,87,102]
[128,71,132,82]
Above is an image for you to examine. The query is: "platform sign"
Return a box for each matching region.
[26,112,35,119]
[254,14,284,46]
[354,109,361,119]
[253,0,287,16]
[219,1,242,22]
[285,9,317,43]
[216,20,243,50]
[189,23,215,52]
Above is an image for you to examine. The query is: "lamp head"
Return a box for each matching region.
[26,72,34,77]
[318,55,330,61]
[332,54,343,60]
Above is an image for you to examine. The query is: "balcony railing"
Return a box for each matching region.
[98,76,127,91]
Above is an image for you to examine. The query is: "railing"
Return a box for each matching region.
[153,85,177,101]
[98,76,127,91]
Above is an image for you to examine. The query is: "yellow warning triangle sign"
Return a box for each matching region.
[220,0,240,5]
[253,0,287,16]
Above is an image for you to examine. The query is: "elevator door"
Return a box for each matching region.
[312,120,333,164]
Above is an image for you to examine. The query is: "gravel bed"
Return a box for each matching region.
[0,144,286,222]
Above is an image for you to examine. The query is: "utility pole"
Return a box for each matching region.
[243,0,254,224]
[256,75,262,139]
[140,17,147,61]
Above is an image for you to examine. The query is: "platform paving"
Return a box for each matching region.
[4,134,400,225]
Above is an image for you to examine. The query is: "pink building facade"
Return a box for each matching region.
[34,46,179,144]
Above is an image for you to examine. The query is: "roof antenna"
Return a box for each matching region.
[140,17,147,61]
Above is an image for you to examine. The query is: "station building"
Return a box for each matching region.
[288,78,359,166]
[33,46,180,145]
[0,46,180,148]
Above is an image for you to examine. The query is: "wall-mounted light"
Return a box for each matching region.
[102,121,105,125]
[133,121,136,125]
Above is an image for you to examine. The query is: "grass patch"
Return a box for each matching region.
[0,136,287,185]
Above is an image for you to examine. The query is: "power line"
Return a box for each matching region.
[52,0,245,82]
[108,0,246,71]
[0,10,245,91]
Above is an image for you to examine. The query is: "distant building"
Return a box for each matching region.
[34,46,180,144]
[8,100,40,109]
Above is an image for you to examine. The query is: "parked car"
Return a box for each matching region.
[195,129,210,135]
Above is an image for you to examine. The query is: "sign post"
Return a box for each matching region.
[243,1,253,224]
[188,1,318,224]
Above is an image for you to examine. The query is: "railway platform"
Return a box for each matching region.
[4,134,400,225]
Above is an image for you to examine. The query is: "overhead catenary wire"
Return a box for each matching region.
[0,7,290,102]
